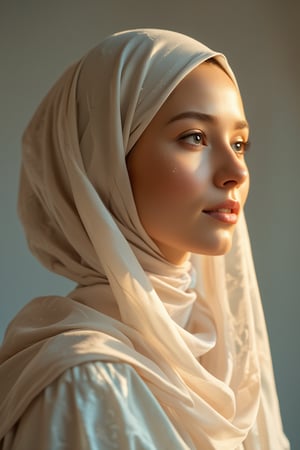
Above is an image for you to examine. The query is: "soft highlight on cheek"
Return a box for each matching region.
[167,149,212,199]
[150,150,210,205]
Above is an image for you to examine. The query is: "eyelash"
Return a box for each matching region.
[231,140,251,155]
[179,131,207,147]
[179,131,251,155]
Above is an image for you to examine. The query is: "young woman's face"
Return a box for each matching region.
[127,62,250,265]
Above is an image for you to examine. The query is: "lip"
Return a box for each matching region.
[203,200,240,224]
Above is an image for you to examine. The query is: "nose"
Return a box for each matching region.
[213,146,249,189]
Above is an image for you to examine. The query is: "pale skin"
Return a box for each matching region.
[127,62,250,265]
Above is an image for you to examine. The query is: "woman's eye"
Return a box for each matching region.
[231,140,250,155]
[179,131,207,147]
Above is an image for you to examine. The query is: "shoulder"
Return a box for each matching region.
[49,361,160,418]
[53,361,156,407]
[4,362,187,450]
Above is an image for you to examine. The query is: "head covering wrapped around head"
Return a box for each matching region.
[18,28,237,284]
[0,29,289,449]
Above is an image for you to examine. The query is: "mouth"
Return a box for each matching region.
[203,201,240,224]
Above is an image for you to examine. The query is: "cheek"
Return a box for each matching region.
[141,151,209,207]
[127,136,212,236]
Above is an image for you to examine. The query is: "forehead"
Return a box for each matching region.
[158,62,245,120]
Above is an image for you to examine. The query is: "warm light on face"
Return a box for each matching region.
[127,62,250,265]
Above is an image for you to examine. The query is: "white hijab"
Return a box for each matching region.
[0,29,289,449]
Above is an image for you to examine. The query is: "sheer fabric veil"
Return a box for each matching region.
[0,29,289,449]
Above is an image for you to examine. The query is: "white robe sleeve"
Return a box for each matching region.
[2,362,188,450]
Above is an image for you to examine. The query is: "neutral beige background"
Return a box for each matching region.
[1,0,299,447]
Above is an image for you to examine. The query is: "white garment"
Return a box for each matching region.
[2,363,189,450]
[0,29,289,449]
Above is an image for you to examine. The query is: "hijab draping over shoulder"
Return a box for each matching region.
[0,29,289,449]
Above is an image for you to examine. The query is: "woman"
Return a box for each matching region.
[0,29,289,449]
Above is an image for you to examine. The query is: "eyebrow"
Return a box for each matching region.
[168,111,249,130]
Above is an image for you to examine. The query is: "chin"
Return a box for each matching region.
[194,234,233,256]
[211,243,232,256]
